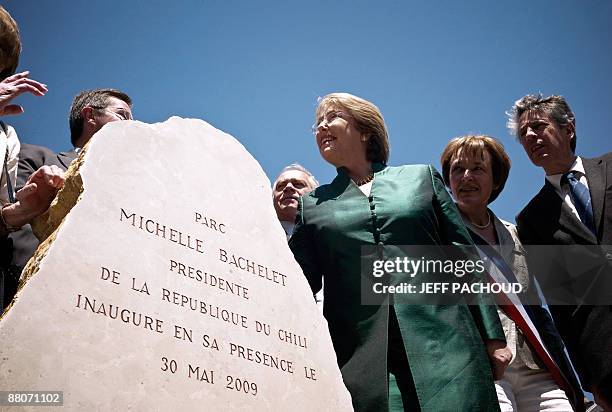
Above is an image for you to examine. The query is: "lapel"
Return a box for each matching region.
[492,214,515,262]
[0,121,11,165]
[583,156,606,239]
[326,162,387,201]
[537,180,598,244]
[56,150,78,170]
[0,128,7,166]
[325,170,352,200]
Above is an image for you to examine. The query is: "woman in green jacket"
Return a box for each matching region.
[289,92,508,411]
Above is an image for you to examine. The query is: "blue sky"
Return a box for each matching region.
[4,1,611,222]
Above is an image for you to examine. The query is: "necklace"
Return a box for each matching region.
[469,211,491,230]
[354,173,374,186]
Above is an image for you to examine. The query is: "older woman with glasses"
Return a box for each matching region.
[440,135,584,411]
[290,93,507,411]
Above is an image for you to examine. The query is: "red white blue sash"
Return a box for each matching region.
[469,234,582,410]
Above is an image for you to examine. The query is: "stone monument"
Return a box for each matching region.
[0,118,353,411]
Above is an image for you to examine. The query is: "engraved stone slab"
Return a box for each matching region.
[0,118,353,411]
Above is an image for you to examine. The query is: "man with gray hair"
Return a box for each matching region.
[272,163,322,306]
[510,94,611,409]
[272,163,319,239]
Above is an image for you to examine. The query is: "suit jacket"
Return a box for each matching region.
[290,163,504,412]
[472,216,541,368]
[516,153,612,392]
[8,143,77,269]
[473,215,583,410]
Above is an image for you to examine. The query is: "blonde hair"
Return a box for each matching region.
[316,92,389,164]
[0,6,21,80]
[440,135,511,203]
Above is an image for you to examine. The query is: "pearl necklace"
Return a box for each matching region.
[469,211,491,230]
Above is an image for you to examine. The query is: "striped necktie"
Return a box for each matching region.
[562,171,595,235]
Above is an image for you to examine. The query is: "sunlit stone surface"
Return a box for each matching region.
[0,118,352,411]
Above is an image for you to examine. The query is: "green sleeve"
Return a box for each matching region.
[429,165,505,342]
[289,197,323,295]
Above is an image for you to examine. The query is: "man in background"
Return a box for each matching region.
[9,89,132,271]
[510,94,612,409]
[272,163,322,306]
[272,163,318,239]
[17,88,132,181]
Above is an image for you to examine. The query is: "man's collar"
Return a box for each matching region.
[280,220,295,237]
[545,156,584,189]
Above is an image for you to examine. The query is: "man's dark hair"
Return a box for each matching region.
[69,88,132,146]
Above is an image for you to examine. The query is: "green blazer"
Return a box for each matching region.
[290,163,504,412]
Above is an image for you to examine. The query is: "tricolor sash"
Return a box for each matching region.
[468,229,584,411]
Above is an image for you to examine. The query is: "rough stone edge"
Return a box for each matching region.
[0,144,89,318]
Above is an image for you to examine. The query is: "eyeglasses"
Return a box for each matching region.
[312,110,349,134]
[90,106,133,121]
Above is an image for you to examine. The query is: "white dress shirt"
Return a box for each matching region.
[545,156,591,224]
[0,122,20,205]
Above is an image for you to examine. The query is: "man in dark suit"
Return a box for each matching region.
[8,88,132,270]
[272,163,323,306]
[511,94,612,409]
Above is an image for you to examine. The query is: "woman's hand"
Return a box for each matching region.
[0,71,47,116]
[485,339,512,380]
